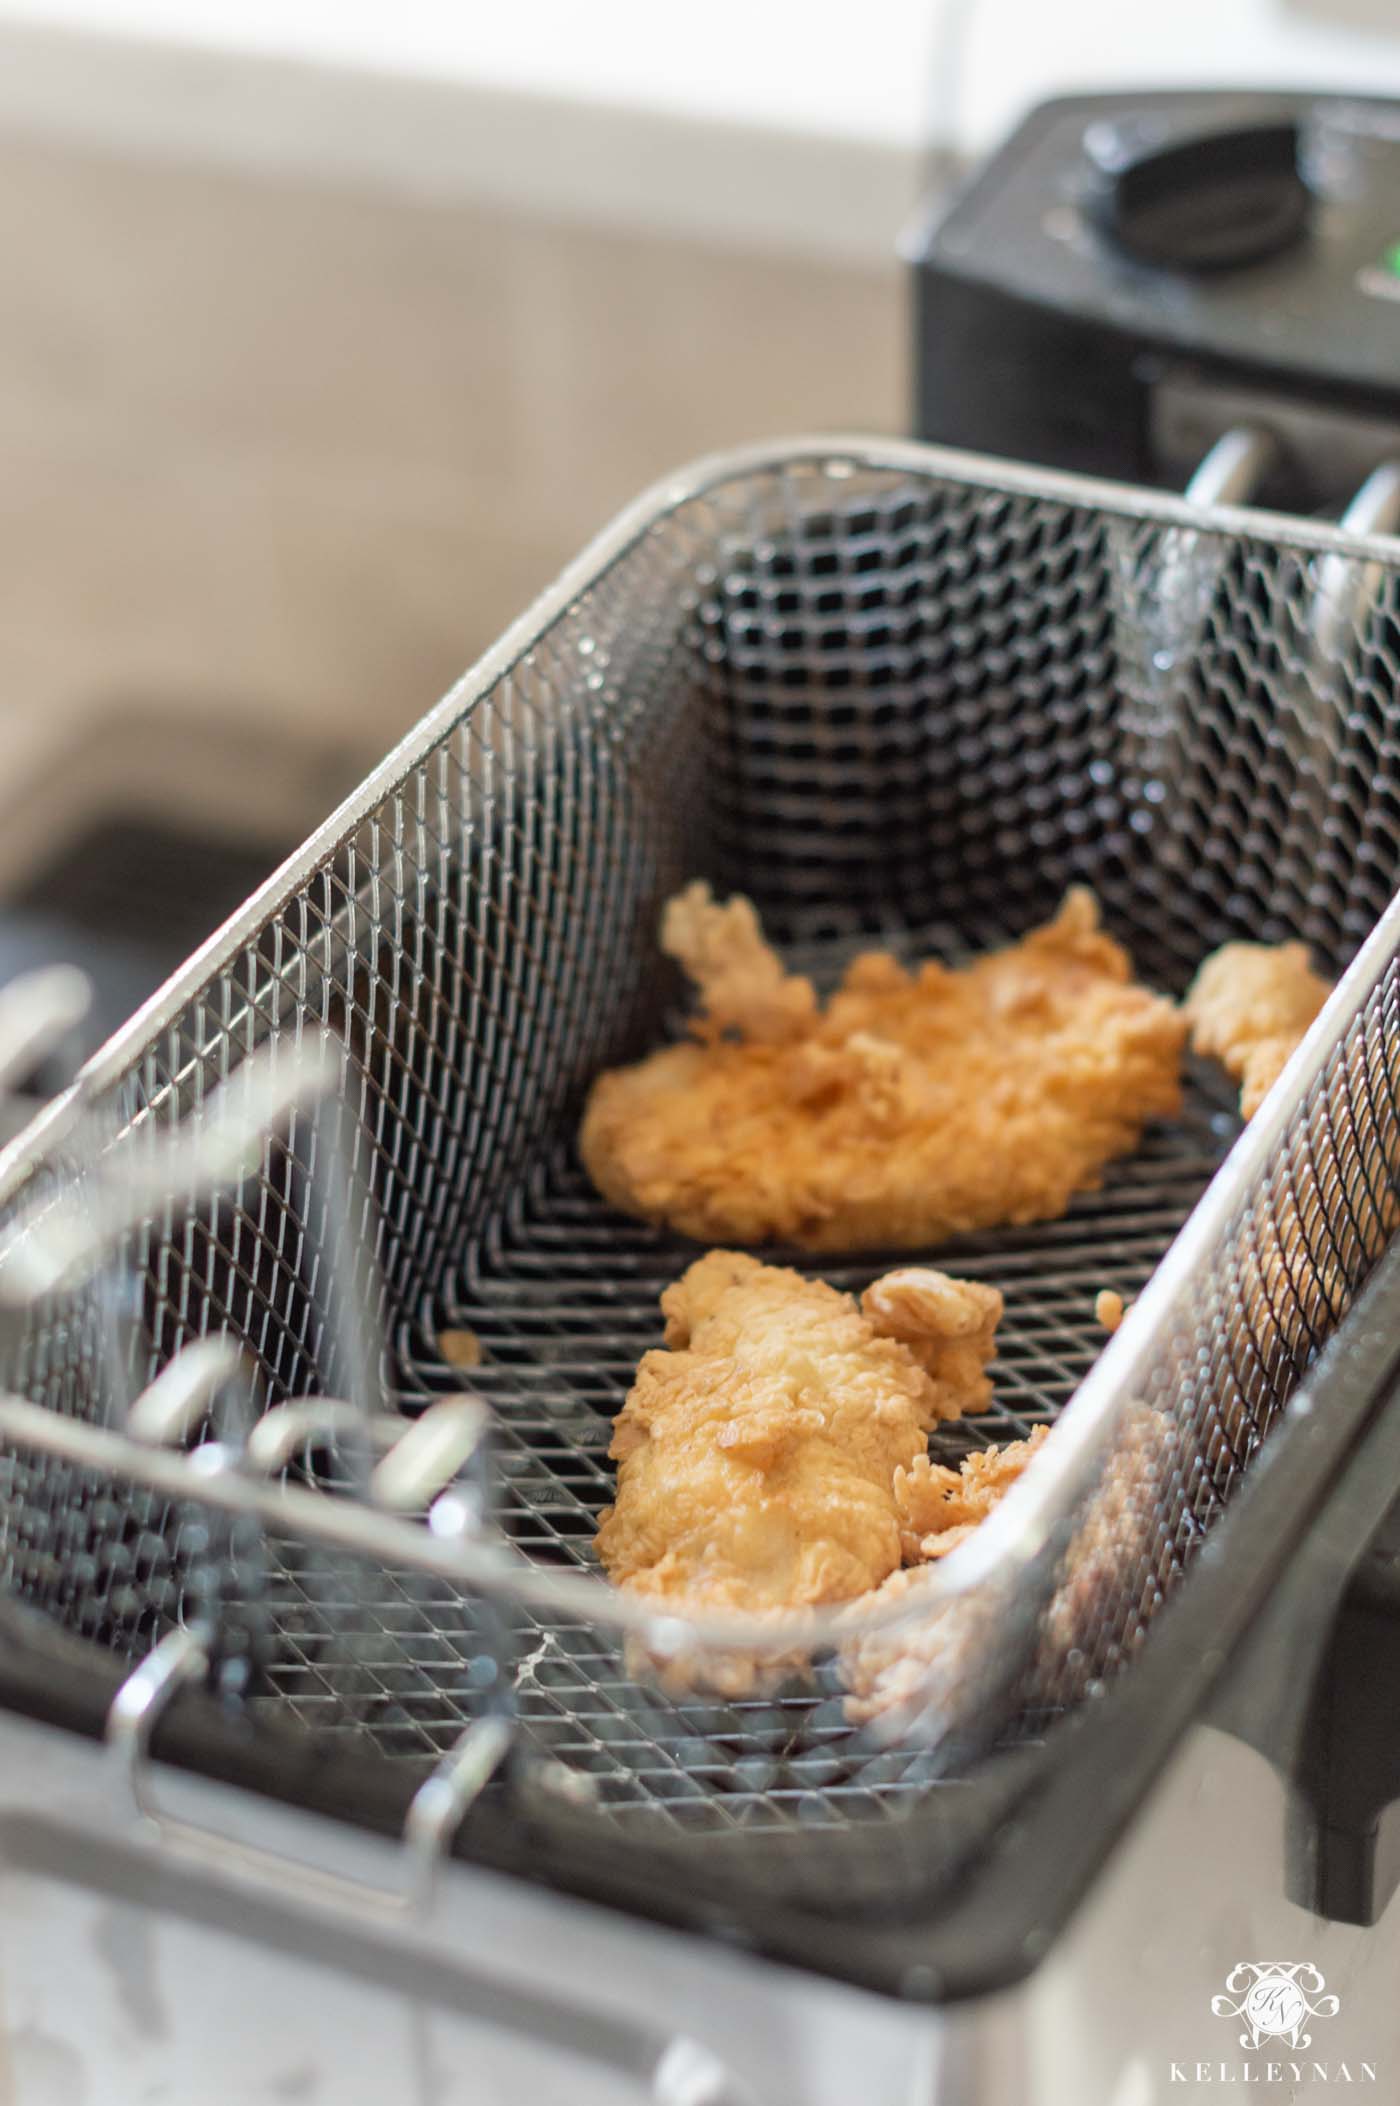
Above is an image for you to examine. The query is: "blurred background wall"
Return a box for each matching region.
[0,5,924,887]
[0,0,1399,977]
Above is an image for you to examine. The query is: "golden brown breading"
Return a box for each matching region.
[595,1251,1002,1617]
[1183,940,1331,1120]
[580,884,1186,1252]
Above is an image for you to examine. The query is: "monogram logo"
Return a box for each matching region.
[1212,1963,1341,2051]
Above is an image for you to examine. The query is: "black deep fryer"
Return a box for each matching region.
[915,88,1400,528]
[2,435,1400,2100]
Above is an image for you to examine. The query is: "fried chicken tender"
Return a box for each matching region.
[581,884,1185,1252]
[595,1251,1002,1618]
[1184,940,1332,1120]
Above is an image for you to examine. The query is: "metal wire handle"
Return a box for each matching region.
[107,1617,509,1914]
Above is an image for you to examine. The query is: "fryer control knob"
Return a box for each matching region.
[1084,115,1311,272]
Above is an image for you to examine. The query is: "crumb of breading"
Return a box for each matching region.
[580,884,1185,1253]
[1095,1289,1126,1334]
[1184,940,1331,1120]
[595,1251,1002,1622]
[437,1328,482,1371]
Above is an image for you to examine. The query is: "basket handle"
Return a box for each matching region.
[107,1625,511,1917]
[105,1629,757,2104]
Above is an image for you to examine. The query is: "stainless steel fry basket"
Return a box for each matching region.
[2,438,1400,1956]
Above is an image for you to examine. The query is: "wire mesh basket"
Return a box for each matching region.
[2,437,1400,1919]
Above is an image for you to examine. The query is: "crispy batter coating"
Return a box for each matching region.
[594,1251,1002,1618]
[843,1401,1182,1733]
[659,884,817,1046]
[894,1422,1051,1563]
[839,1564,962,1730]
[580,883,1185,1252]
[1184,940,1331,1120]
[841,1426,1050,1726]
